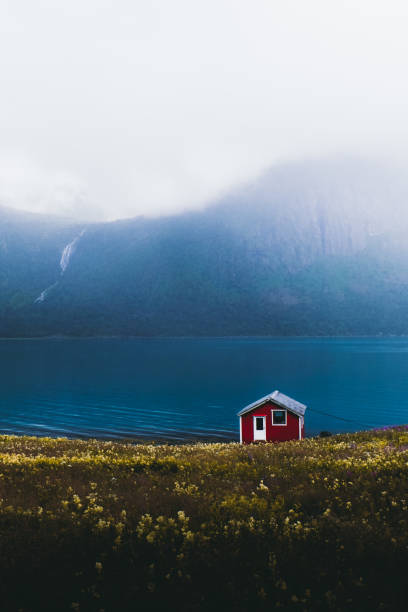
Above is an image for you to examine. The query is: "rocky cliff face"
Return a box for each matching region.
[215,158,408,267]
[2,158,408,336]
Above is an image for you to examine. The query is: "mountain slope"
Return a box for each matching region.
[2,158,408,336]
[0,206,83,333]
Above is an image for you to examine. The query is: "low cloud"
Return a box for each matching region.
[1,0,408,220]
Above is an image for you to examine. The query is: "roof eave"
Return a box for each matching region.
[237,395,307,418]
[236,394,275,417]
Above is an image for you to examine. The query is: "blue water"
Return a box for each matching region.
[0,337,407,441]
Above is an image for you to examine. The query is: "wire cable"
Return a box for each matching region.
[307,406,376,429]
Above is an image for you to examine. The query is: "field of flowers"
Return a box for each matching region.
[0,428,408,611]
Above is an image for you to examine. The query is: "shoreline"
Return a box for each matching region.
[0,333,407,340]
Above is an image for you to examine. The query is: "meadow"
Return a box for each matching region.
[0,428,408,611]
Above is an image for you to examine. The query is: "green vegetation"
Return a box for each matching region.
[1,429,408,610]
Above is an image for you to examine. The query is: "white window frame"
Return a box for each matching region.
[272,409,287,426]
[253,415,266,441]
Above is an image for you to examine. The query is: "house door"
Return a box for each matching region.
[253,416,266,441]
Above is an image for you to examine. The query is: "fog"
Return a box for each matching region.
[1,0,408,221]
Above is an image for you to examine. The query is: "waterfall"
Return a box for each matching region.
[34,229,86,304]
[60,229,86,273]
[34,282,58,304]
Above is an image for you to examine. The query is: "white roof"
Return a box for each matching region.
[237,390,307,418]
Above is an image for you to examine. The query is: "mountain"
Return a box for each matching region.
[2,157,408,337]
[0,207,82,333]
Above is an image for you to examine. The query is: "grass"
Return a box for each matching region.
[0,428,408,611]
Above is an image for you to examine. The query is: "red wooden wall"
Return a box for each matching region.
[240,400,303,443]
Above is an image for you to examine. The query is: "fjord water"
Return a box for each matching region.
[1,337,407,441]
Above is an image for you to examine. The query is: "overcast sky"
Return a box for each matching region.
[1,0,408,221]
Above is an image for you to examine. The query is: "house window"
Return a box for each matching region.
[255,417,264,430]
[272,410,287,425]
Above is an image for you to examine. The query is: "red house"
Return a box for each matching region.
[237,390,306,443]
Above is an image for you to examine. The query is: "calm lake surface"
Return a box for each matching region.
[0,337,407,441]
